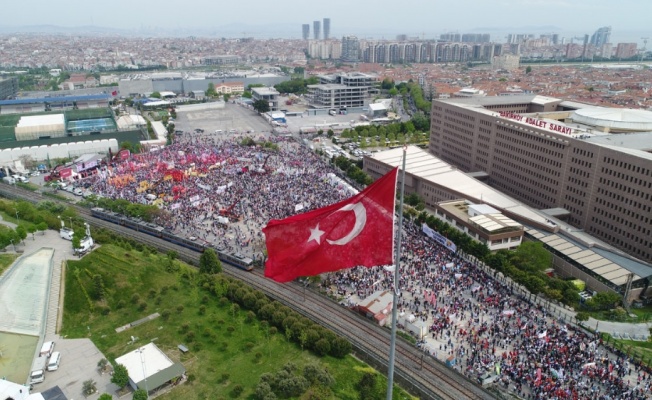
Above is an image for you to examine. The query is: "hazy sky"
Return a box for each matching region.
[2,0,649,42]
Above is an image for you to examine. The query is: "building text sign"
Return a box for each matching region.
[499,111,572,135]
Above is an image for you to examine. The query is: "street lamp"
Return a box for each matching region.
[14,210,19,225]
[9,239,15,252]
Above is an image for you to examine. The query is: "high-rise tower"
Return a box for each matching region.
[302,24,310,40]
[590,26,612,47]
[323,18,331,40]
[313,21,321,40]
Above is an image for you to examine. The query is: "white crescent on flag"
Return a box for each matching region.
[326,203,367,245]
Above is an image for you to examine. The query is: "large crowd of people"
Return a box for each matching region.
[87,131,650,399]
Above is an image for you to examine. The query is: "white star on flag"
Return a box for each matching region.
[307,224,325,244]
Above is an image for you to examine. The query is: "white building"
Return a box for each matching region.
[115,342,185,395]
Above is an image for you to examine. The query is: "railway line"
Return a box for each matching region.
[4,186,498,400]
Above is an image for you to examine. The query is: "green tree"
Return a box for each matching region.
[510,241,551,273]
[98,394,113,400]
[199,248,222,274]
[575,311,590,324]
[525,66,532,74]
[253,99,270,113]
[36,221,48,235]
[15,225,27,244]
[150,91,161,99]
[82,379,97,396]
[206,82,217,97]
[132,389,148,400]
[111,364,130,388]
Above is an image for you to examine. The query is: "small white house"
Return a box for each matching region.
[115,343,185,395]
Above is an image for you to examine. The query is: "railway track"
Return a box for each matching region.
[5,187,498,400]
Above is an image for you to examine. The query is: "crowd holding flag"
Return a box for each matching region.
[263,167,398,283]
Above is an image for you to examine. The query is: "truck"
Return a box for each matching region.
[30,357,47,385]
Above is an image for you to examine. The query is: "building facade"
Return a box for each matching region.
[429,95,652,263]
[323,18,331,40]
[313,21,321,40]
[302,24,310,40]
[251,87,279,111]
[306,72,378,109]
[341,36,360,62]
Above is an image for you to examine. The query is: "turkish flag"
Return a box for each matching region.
[111,90,118,96]
[263,167,398,283]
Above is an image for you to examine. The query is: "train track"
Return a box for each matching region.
[5,187,497,400]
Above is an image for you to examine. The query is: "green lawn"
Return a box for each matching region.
[62,245,415,399]
[0,253,18,276]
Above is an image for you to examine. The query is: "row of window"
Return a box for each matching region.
[588,222,651,261]
[493,148,561,187]
[598,176,652,198]
[603,156,652,177]
[496,125,567,150]
[595,185,650,212]
[572,147,594,158]
[600,167,652,189]
[491,168,555,208]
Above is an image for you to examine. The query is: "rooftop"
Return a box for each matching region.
[115,342,174,385]
[369,146,558,230]
[0,94,110,106]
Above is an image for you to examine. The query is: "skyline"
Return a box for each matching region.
[1,0,650,43]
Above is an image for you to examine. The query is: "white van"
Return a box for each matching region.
[30,357,47,384]
[40,341,55,357]
[47,351,61,371]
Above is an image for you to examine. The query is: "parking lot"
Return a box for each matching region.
[36,338,118,399]
[173,102,271,135]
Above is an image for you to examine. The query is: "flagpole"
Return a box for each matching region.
[386,146,407,400]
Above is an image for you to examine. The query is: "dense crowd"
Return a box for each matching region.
[87,132,649,399]
[85,133,351,258]
[327,223,651,399]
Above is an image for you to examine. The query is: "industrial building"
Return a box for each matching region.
[202,55,240,65]
[363,146,652,301]
[429,95,652,263]
[117,72,287,97]
[0,77,18,100]
[0,94,111,115]
[306,72,378,109]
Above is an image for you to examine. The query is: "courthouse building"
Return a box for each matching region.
[428,95,652,263]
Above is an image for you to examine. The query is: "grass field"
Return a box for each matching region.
[62,245,415,400]
[0,253,18,276]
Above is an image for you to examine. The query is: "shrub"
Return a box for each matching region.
[232,384,244,397]
[138,301,147,311]
[176,305,184,313]
[161,309,171,320]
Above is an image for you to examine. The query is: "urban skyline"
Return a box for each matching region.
[0,0,649,43]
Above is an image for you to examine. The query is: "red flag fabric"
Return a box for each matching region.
[263,167,398,283]
[111,90,118,96]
